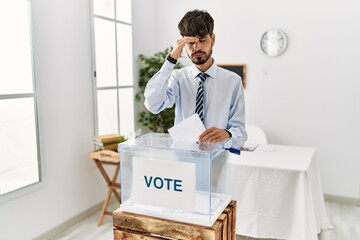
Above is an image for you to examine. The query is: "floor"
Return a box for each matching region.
[50,201,117,240]
[50,200,360,240]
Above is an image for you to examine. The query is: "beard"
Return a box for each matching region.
[188,48,213,65]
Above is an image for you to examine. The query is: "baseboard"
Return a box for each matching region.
[324,194,360,206]
[34,199,115,240]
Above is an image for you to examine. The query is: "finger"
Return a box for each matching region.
[211,135,224,143]
[176,38,187,46]
[198,128,209,139]
[199,127,215,140]
[183,36,199,41]
[200,129,218,142]
[171,39,187,58]
[212,130,230,142]
[176,38,189,46]
[204,129,229,143]
[208,133,223,142]
[183,36,199,44]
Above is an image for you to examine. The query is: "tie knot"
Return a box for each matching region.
[198,73,208,83]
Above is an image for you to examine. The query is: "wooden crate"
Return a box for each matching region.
[113,200,236,240]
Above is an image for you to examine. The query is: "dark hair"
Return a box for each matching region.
[178,10,214,37]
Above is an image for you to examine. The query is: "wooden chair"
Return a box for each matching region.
[245,124,268,144]
[89,150,121,226]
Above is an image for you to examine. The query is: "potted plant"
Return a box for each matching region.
[135,48,183,133]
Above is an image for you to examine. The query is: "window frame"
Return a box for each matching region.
[0,0,44,203]
[89,0,136,138]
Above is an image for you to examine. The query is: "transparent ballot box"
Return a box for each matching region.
[118,133,232,226]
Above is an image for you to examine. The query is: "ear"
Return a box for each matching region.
[211,33,215,45]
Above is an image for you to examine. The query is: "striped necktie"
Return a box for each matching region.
[195,73,208,122]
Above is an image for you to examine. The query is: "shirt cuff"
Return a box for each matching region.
[160,60,176,73]
[225,129,232,138]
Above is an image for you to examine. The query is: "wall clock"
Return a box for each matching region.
[260,29,288,57]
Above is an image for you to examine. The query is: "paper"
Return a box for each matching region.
[241,143,259,151]
[133,157,196,211]
[168,114,205,142]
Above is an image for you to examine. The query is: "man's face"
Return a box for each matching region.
[184,34,215,65]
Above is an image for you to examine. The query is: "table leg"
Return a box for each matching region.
[98,188,113,226]
[93,159,121,226]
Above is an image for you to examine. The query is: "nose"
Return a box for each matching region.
[193,42,200,51]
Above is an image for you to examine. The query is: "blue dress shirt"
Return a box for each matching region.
[144,59,247,149]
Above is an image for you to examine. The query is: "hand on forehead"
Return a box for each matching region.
[183,36,201,42]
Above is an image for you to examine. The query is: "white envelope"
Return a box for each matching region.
[168,114,205,143]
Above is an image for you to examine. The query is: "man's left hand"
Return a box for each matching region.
[198,127,231,143]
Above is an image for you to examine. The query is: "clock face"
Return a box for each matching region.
[260,29,287,57]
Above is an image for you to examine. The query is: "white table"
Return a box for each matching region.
[231,144,332,240]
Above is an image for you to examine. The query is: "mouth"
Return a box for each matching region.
[192,52,205,58]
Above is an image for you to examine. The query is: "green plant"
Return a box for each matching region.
[135,48,183,133]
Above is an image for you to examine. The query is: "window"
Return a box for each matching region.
[0,0,42,200]
[90,0,135,137]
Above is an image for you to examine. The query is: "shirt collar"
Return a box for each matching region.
[191,59,218,80]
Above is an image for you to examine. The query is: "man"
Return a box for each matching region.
[144,9,247,149]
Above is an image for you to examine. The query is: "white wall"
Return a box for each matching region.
[0,0,107,239]
[133,0,360,199]
[0,0,359,238]
[132,0,156,131]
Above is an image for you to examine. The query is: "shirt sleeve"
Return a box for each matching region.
[227,78,247,149]
[144,60,178,114]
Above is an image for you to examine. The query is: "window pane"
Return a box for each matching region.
[91,0,134,142]
[117,24,133,86]
[97,89,118,135]
[93,0,114,19]
[0,0,33,95]
[116,0,132,23]
[0,98,39,195]
[118,88,134,137]
[94,18,117,87]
